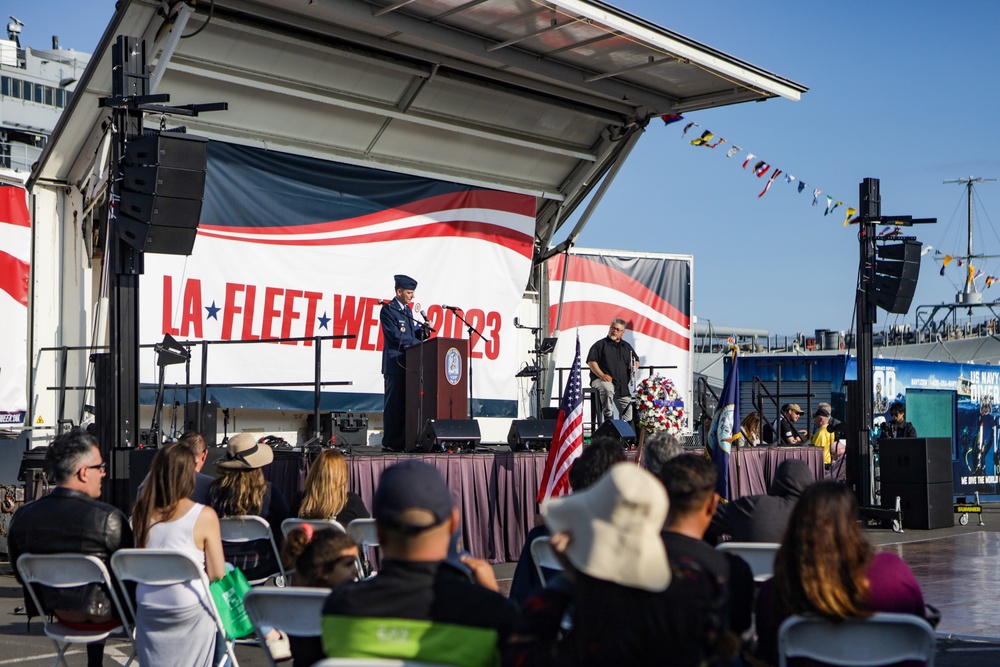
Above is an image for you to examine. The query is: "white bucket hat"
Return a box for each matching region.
[542,462,670,592]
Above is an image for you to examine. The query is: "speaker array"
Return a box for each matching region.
[871,240,921,314]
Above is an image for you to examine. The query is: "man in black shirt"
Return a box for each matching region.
[774,403,806,445]
[883,401,917,438]
[586,318,639,422]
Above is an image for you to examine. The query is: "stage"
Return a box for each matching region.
[264,445,825,563]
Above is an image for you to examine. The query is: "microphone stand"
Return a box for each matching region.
[447,307,489,419]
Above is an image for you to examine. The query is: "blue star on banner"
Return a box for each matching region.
[205,301,221,320]
[318,312,331,330]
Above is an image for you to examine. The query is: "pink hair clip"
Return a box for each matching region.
[301,523,314,541]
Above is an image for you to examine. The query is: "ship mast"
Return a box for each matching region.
[944,176,996,305]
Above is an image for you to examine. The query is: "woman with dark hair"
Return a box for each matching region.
[131,441,225,667]
[754,481,927,666]
[279,525,360,666]
[293,449,369,526]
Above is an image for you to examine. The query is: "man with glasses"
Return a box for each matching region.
[8,429,133,667]
[587,318,640,423]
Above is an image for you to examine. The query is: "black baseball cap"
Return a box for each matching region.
[373,460,453,532]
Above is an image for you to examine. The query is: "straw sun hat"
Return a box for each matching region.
[542,462,670,592]
[215,432,274,470]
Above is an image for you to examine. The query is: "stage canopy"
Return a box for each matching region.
[29,0,805,262]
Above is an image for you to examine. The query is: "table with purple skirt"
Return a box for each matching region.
[264,445,824,564]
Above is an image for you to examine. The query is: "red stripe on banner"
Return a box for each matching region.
[548,254,689,328]
[0,185,30,229]
[198,219,534,259]
[199,190,534,237]
[548,301,690,352]
[0,250,29,305]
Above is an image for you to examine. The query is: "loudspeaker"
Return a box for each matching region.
[540,407,560,420]
[306,412,370,448]
[413,419,481,452]
[879,437,953,485]
[507,419,557,451]
[871,240,921,314]
[881,481,953,530]
[184,400,219,447]
[593,419,636,447]
[119,131,208,256]
[110,447,157,513]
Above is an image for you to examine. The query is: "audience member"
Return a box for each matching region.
[292,449,369,526]
[754,481,928,666]
[774,404,806,445]
[640,431,683,476]
[740,412,763,446]
[507,436,625,607]
[507,463,725,667]
[281,525,360,666]
[209,433,291,582]
[136,431,214,504]
[7,429,134,667]
[707,458,815,545]
[131,441,227,667]
[658,455,754,641]
[810,406,836,466]
[883,401,917,438]
[322,460,516,665]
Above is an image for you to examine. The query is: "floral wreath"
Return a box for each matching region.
[634,375,686,435]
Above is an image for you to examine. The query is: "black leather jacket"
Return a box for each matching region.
[8,487,134,619]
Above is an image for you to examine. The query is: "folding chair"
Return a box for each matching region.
[111,548,240,667]
[244,587,329,667]
[715,542,780,582]
[314,659,455,667]
[280,517,346,537]
[778,612,936,667]
[16,553,134,667]
[220,515,287,586]
[347,518,379,578]
[529,536,563,587]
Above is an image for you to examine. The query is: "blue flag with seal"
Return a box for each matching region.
[707,346,741,500]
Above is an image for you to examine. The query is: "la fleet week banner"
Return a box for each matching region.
[0,184,29,426]
[142,142,536,416]
[547,249,693,432]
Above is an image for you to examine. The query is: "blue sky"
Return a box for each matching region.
[13,1,1000,339]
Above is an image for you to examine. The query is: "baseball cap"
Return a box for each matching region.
[373,460,453,532]
[814,406,831,418]
[784,403,804,415]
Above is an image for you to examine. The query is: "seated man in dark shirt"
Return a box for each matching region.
[774,403,807,445]
[657,454,753,640]
[322,460,516,666]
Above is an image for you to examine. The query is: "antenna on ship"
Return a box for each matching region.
[943,176,997,311]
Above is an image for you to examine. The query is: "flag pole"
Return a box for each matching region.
[731,345,742,498]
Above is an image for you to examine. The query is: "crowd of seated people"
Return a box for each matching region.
[8,430,932,667]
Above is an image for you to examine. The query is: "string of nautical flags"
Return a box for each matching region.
[933,249,1000,288]
[661,114,859,227]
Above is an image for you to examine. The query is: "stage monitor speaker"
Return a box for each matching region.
[879,437,953,485]
[413,419,481,452]
[507,419,557,451]
[881,481,953,530]
[540,407,560,420]
[871,240,921,314]
[184,400,219,446]
[120,131,208,256]
[593,419,636,447]
[306,412,370,448]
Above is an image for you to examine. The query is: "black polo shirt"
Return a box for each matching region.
[586,337,636,398]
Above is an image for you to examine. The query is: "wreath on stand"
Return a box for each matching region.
[634,375,686,436]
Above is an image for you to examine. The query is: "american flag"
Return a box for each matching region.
[536,334,584,504]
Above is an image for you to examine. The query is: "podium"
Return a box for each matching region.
[404,337,469,449]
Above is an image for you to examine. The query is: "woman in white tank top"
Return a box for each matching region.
[131,441,226,667]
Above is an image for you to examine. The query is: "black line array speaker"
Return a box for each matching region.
[593,419,636,447]
[872,240,922,314]
[879,437,954,529]
[184,400,219,446]
[306,412,370,448]
[507,419,557,451]
[119,131,208,255]
[413,419,481,452]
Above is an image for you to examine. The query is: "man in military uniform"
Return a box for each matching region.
[380,274,429,451]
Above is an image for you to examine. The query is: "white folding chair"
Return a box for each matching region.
[347,518,379,578]
[244,587,329,667]
[281,517,346,537]
[315,659,454,667]
[529,536,563,587]
[220,515,287,586]
[111,548,239,667]
[16,553,134,667]
[778,612,936,667]
[715,542,780,582]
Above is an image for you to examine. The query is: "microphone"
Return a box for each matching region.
[443,304,462,312]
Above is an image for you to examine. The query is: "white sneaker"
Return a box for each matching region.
[265,630,292,663]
